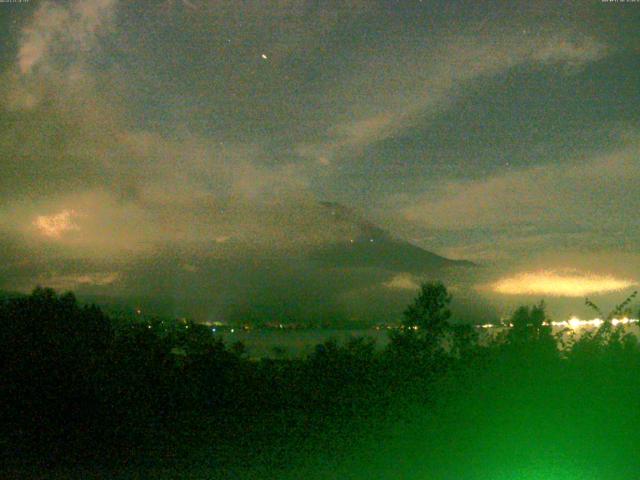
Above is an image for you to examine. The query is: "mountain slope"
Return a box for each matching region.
[312,202,474,273]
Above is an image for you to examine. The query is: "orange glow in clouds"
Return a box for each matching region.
[33,209,80,238]
[491,270,636,297]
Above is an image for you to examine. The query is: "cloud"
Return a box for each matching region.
[35,271,120,290]
[398,139,640,254]
[488,270,636,297]
[297,29,607,165]
[33,209,81,238]
[531,35,606,66]
[1,1,357,258]
[17,0,116,75]
[0,0,634,323]
[17,3,69,75]
[383,273,420,291]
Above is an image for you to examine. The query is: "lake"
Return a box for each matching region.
[215,321,640,358]
[215,328,389,358]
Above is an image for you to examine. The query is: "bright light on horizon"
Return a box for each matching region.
[490,270,636,297]
[477,316,638,330]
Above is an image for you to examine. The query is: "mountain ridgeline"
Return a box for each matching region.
[313,202,475,272]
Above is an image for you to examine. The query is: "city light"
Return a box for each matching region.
[476,317,639,330]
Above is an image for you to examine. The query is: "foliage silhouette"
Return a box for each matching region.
[585,290,638,321]
[389,282,452,351]
[2,284,640,478]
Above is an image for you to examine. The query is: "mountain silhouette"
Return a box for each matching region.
[312,202,475,273]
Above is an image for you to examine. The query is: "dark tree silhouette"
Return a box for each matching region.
[387,281,454,382]
[5,283,640,478]
[507,302,550,345]
[502,301,558,365]
[0,287,114,463]
[402,281,452,336]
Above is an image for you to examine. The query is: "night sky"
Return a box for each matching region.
[1,0,639,321]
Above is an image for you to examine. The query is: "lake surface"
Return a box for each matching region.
[216,328,389,358]
[216,322,640,358]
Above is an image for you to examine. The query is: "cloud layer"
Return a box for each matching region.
[489,270,636,297]
[0,0,638,320]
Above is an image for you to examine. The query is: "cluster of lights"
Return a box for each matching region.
[556,317,635,329]
[478,317,639,330]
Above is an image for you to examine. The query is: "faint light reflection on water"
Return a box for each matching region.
[214,319,640,358]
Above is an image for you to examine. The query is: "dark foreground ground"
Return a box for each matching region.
[3,287,640,479]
